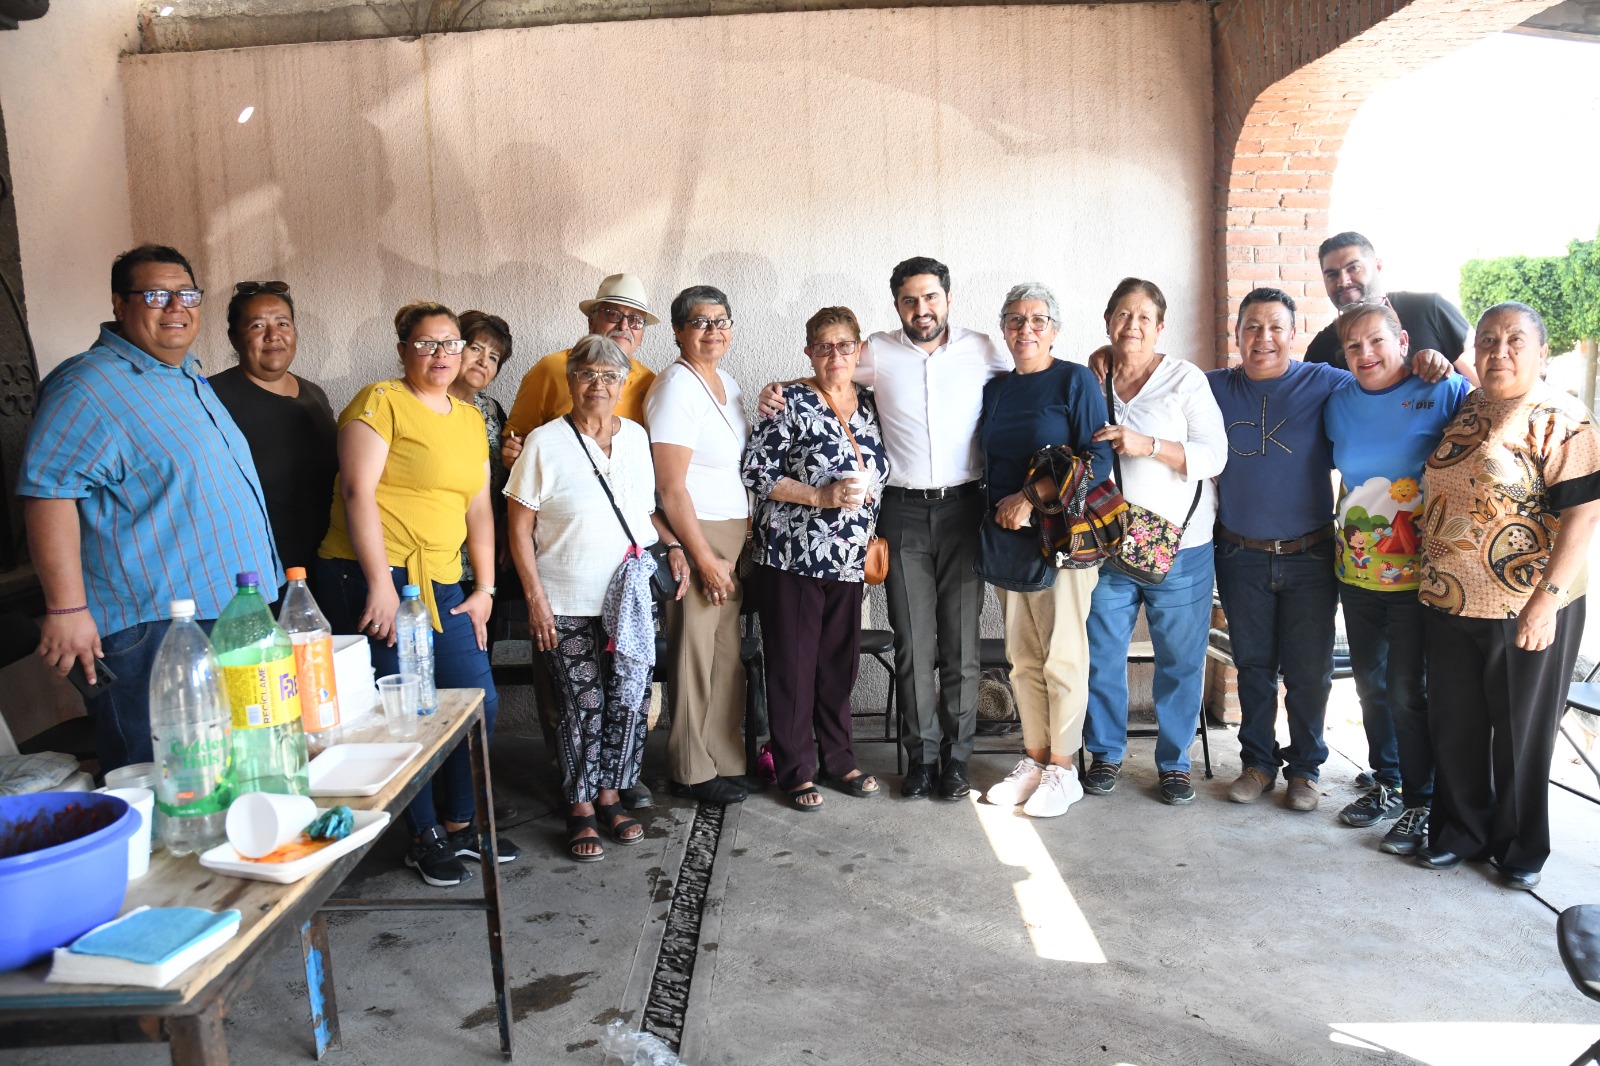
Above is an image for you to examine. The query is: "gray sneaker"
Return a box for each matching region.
[1380,806,1429,855]
[1339,783,1403,827]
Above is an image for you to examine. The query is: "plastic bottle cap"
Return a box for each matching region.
[285,567,307,581]
[170,599,197,618]
[236,571,261,587]
[402,585,421,598]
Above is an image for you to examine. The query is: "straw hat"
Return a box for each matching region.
[577,273,660,326]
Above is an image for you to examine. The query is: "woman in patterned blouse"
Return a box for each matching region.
[742,307,892,811]
[1416,302,1600,890]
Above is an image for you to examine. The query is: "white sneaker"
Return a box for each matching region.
[986,758,1044,806]
[1022,764,1083,818]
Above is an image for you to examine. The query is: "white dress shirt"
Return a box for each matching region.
[856,325,1012,489]
[1106,356,1228,550]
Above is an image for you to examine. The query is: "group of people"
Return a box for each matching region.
[19,236,1598,894]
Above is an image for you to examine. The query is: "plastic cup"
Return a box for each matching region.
[225,792,319,859]
[377,673,422,740]
[97,786,154,879]
[104,762,165,842]
[838,470,868,510]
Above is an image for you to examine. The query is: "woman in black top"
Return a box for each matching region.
[208,281,338,577]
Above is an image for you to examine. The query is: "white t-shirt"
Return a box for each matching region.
[1106,356,1228,551]
[644,361,751,521]
[503,417,658,617]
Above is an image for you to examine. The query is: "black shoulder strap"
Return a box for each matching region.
[565,415,639,548]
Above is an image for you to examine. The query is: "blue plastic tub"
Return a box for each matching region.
[0,791,136,972]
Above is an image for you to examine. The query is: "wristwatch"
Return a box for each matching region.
[1537,579,1564,601]
[1149,437,1161,458]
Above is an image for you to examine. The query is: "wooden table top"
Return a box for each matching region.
[0,689,484,1014]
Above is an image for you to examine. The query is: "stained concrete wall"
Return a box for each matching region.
[117,3,1214,406]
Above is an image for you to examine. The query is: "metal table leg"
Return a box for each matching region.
[168,1006,228,1066]
[468,712,513,1060]
[300,914,342,1059]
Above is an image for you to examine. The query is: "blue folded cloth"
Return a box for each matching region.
[69,906,242,966]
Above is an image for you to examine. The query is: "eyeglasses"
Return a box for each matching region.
[572,369,626,386]
[410,338,468,355]
[597,308,647,331]
[809,340,859,358]
[686,317,733,333]
[123,289,203,309]
[1001,314,1056,333]
[234,280,290,297]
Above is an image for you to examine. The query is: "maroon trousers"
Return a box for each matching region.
[756,564,864,792]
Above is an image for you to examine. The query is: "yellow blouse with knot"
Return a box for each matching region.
[318,380,488,630]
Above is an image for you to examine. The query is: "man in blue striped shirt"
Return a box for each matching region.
[19,244,282,771]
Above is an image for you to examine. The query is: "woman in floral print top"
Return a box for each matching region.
[742,306,891,812]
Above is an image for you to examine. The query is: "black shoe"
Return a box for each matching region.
[1338,783,1404,827]
[670,776,748,805]
[1499,866,1541,891]
[725,774,770,794]
[937,759,971,801]
[405,826,473,887]
[492,802,520,824]
[1157,770,1195,805]
[1415,844,1462,870]
[621,782,654,810]
[1380,807,1429,856]
[447,825,522,864]
[1084,759,1122,796]
[901,763,935,799]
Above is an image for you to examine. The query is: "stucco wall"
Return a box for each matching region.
[117,3,1213,404]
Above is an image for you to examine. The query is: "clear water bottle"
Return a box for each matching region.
[148,599,234,855]
[279,567,341,757]
[213,571,311,796]
[395,584,437,714]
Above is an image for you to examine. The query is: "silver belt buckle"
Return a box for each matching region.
[1270,538,1288,555]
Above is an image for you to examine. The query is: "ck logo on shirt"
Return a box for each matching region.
[1227,397,1290,457]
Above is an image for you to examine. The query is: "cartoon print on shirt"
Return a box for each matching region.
[1335,475,1423,586]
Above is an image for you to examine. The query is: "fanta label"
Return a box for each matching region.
[223,655,303,731]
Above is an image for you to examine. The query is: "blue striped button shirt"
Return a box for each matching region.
[18,325,283,633]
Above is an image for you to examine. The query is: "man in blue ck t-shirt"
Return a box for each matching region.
[1209,287,1449,813]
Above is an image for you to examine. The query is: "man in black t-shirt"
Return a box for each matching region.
[1303,231,1478,385]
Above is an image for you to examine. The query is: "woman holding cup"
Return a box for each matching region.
[742,307,891,811]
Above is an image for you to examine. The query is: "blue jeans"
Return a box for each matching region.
[91,618,207,772]
[1084,544,1215,772]
[1214,537,1337,783]
[315,558,498,834]
[1340,583,1430,802]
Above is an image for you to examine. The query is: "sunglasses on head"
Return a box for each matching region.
[234,280,291,297]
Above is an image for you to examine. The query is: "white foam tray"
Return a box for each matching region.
[306,743,422,797]
[198,808,390,884]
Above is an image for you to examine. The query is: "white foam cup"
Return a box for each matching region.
[377,673,422,740]
[98,786,154,879]
[225,792,319,859]
[838,470,868,509]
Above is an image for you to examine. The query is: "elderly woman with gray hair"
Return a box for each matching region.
[505,334,689,863]
[977,282,1113,818]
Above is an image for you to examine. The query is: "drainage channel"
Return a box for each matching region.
[638,800,724,1050]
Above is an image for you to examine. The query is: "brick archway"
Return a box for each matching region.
[1211,0,1556,366]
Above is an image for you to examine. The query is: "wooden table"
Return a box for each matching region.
[0,689,512,1064]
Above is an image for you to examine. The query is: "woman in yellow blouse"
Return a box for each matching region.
[316,300,520,887]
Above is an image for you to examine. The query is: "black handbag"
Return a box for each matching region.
[566,417,676,603]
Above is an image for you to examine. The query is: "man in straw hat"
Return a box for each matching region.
[501,273,661,809]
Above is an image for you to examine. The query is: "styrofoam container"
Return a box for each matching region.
[332,635,379,725]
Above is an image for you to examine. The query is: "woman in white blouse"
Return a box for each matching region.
[645,285,753,806]
[505,334,688,862]
[1081,278,1228,806]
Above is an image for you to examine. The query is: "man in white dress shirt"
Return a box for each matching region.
[863,258,1012,799]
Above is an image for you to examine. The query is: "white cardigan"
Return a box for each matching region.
[1106,356,1228,551]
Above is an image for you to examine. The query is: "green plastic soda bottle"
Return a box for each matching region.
[213,571,311,796]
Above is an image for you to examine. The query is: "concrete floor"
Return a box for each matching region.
[14,685,1600,1066]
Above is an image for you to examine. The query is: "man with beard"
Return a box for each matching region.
[1303,231,1477,384]
[760,257,1010,800]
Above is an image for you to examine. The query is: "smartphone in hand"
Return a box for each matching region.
[66,658,118,701]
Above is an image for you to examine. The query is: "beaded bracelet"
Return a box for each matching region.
[46,604,89,616]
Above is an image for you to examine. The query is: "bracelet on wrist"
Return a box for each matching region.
[1149,437,1161,458]
[474,584,496,597]
[665,543,685,552]
[46,604,90,616]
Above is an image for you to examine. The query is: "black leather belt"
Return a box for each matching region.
[1216,524,1334,555]
[883,481,981,501]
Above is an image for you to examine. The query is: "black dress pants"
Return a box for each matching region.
[1425,598,1585,873]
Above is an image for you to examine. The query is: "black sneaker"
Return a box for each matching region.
[1379,806,1429,855]
[405,826,473,887]
[1354,771,1376,790]
[1083,759,1122,796]
[1158,770,1196,805]
[447,825,522,864]
[1338,783,1403,827]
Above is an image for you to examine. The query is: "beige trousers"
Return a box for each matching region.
[666,517,748,784]
[999,566,1099,757]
